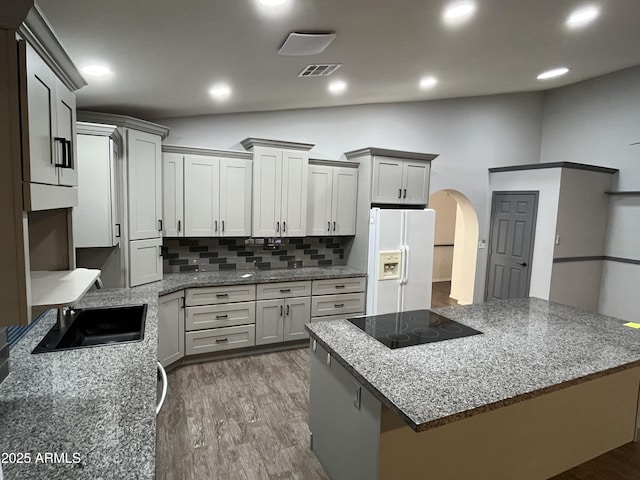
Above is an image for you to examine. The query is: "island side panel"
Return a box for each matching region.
[309,341,381,480]
[378,367,640,480]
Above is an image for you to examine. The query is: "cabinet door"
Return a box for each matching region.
[184,155,219,236]
[255,299,283,345]
[283,297,311,342]
[23,42,58,186]
[220,158,252,236]
[73,134,114,247]
[371,157,403,204]
[128,130,162,240]
[402,161,430,205]
[158,290,185,368]
[129,238,163,286]
[332,167,358,236]
[55,82,78,187]
[162,153,184,237]
[307,165,333,236]
[253,147,282,237]
[281,149,308,237]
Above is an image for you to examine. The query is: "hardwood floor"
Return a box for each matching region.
[157,283,640,479]
[156,348,329,480]
[432,281,458,307]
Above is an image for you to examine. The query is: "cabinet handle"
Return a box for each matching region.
[403,189,407,199]
[286,305,290,316]
[158,246,162,257]
[327,221,331,232]
[276,221,280,233]
[158,219,163,231]
[216,314,228,319]
[283,221,286,232]
[180,297,185,308]
[335,285,345,289]
[222,220,225,232]
[216,293,229,298]
[53,137,66,167]
[333,221,336,232]
[115,223,121,238]
[177,220,181,232]
[215,338,229,344]
[398,188,402,199]
[65,139,73,168]
[214,220,218,232]
[334,303,344,308]
[280,305,283,317]
[280,288,291,293]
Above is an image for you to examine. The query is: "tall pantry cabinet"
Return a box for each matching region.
[76,112,169,287]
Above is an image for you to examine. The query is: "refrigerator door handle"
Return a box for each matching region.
[403,244,410,285]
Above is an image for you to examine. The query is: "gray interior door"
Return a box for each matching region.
[486,192,538,301]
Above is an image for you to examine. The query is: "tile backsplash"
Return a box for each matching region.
[163,237,347,273]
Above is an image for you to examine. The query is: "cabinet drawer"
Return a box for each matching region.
[311,293,366,318]
[312,277,366,295]
[185,284,256,306]
[185,324,256,355]
[311,312,365,323]
[186,301,256,331]
[256,281,312,300]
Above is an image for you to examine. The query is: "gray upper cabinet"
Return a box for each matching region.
[371,156,431,205]
[307,161,358,236]
[242,138,314,238]
[162,152,184,237]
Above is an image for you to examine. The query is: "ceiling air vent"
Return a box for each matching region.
[298,64,342,78]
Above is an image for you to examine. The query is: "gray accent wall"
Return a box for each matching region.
[540,65,640,321]
[160,92,546,303]
[0,327,8,385]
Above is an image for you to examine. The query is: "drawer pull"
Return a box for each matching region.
[334,303,344,308]
[215,338,229,344]
[216,314,228,319]
[216,293,229,298]
[335,285,345,289]
[280,288,291,293]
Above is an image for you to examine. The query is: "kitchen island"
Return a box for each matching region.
[306,298,640,480]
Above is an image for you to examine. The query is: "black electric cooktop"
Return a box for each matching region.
[347,309,482,349]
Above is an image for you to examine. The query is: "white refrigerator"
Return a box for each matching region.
[366,208,435,315]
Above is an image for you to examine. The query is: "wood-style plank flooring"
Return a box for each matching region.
[157,281,640,479]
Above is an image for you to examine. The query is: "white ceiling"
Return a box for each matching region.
[37,0,640,120]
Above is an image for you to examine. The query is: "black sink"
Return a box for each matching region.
[32,304,147,354]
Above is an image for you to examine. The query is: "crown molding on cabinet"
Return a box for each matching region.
[489,162,618,174]
[76,122,117,137]
[343,147,438,162]
[162,144,252,160]
[309,158,359,168]
[17,3,86,91]
[241,137,315,152]
[77,111,170,139]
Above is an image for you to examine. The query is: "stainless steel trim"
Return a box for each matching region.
[156,362,168,415]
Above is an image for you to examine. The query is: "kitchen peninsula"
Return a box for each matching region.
[306,298,640,480]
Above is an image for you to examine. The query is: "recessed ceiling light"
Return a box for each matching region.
[443,1,477,25]
[209,83,232,99]
[537,67,570,80]
[258,0,288,5]
[566,5,600,28]
[419,76,438,89]
[328,80,347,95]
[81,65,112,77]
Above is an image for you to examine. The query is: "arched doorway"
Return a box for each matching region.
[429,190,479,305]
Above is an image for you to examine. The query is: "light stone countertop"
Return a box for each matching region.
[0,266,365,479]
[305,297,640,432]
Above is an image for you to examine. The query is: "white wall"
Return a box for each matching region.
[161,92,545,303]
[540,65,640,321]
[429,191,457,282]
[488,169,562,300]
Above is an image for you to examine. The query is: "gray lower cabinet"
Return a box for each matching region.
[158,290,185,368]
[255,296,311,345]
[309,341,380,480]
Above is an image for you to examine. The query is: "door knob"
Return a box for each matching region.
[517,262,528,267]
